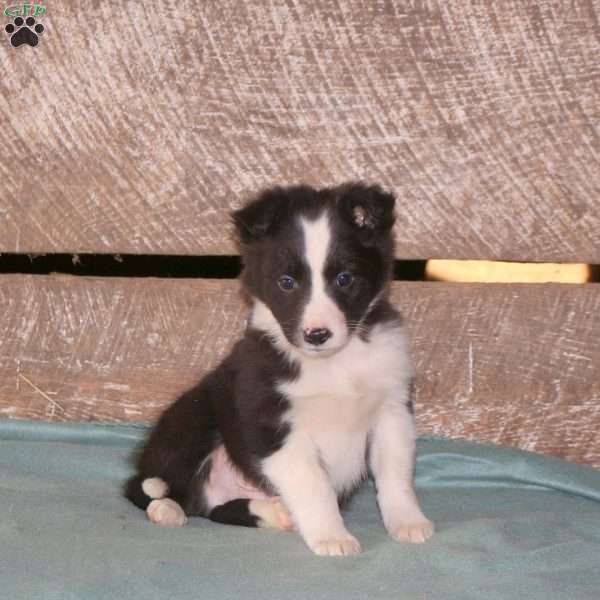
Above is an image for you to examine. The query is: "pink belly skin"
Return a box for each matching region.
[203,444,273,511]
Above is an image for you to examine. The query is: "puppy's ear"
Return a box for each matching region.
[337,182,396,234]
[232,187,287,243]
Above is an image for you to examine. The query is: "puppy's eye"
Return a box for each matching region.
[336,272,354,288]
[278,275,296,291]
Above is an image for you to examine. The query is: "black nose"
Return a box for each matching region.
[303,328,332,346]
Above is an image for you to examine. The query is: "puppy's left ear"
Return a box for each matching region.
[337,182,396,234]
[232,187,287,244]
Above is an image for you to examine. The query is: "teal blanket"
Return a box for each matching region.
[2,420,600,599]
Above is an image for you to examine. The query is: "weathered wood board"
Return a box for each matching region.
[1,275,599,466]
[1,1,599,261]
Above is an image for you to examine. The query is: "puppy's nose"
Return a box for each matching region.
[303,328,332,346]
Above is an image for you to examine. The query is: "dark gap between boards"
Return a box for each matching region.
[0,253,427,281]
[0,254,597,282]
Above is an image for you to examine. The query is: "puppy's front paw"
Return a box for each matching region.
[147,498,188,527]
[389,518,434,543]
[309,533,362,556]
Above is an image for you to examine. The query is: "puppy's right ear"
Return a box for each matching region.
[232,187,287,244]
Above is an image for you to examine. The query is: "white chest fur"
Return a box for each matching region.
[277,323,412,493]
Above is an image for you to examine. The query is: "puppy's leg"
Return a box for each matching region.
[209,497,294,531]
[369,399,434,543]
[261,437,361,556]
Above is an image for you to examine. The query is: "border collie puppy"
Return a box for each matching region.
[125,182,434,556]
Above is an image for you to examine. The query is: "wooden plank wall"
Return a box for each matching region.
[0,0,599,261]
[0,1,599,466]
[1,275,599,466]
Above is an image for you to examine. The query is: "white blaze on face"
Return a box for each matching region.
[299,212,348,354]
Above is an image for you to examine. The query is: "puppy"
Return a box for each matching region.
[125,182,434,556]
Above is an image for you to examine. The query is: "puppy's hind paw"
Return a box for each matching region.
[271,497,295,531]
[147,498,188,527]
[250,497,295,531]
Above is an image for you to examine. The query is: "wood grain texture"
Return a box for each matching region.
[1,274,599,465]
[1,1,599,260]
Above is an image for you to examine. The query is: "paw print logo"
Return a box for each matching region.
[5,16,44,47]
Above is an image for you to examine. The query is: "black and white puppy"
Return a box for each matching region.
[125,182,434,556]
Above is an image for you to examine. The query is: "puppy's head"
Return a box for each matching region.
[233,182,395,358]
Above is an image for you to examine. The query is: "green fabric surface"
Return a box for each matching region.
[2,419,600,600]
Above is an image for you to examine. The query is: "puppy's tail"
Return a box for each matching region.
[124,475,169,510]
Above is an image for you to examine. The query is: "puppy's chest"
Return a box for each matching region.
[279,369,378,492]
[280,367,381,434]
[278,327,410,435]
[269,327,411,493]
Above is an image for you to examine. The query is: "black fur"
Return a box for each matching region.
[124,333,295,515]
[209,500,260,528]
